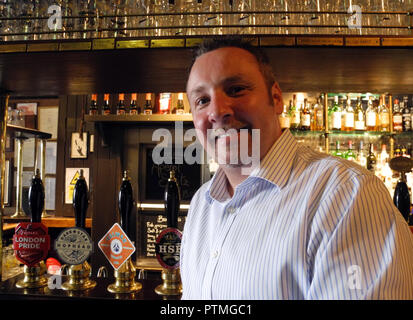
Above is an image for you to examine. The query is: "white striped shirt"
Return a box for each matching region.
[180,129,413,300]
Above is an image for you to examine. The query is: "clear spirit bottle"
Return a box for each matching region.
[343,97,355,131]
[365,96,378,131]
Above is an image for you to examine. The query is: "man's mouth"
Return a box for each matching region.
[211,126,251,142]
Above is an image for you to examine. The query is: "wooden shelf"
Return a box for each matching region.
[2,36,413,96]
[85,114,193,123]
[6,124,52,140]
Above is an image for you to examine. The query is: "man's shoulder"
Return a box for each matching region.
[190,178,213,204]
[295,145,374,185]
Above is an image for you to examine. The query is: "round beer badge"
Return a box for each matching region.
[13,222,50,267]
[55,227,93,265]
[155,228,182,269]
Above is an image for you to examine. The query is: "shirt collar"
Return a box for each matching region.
[250,128,298,189]
[205,129,298,203]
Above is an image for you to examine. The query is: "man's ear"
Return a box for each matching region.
[271,82,284,114]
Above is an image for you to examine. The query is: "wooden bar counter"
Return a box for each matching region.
[2,217,92,230]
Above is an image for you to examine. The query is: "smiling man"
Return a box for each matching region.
[180,38,413,300]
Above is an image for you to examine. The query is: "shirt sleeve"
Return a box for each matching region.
[306,173,413,299]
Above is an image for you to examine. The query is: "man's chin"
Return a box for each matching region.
[215,156,251,169]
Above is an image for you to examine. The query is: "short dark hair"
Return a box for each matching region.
[188,37,276,98]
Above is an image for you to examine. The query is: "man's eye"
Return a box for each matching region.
[196,97,210,107]
[227,86,246,96]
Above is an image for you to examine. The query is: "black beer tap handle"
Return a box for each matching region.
[72,169,89,229]
[28,169,45,223]
[118,170,134,237]
[389,156,413,222]
[393,180,411,222]
[165,170,180,229]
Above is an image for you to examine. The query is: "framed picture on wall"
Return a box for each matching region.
[16,102,37,115]
[38,106,58,139]
[70,132,88,159]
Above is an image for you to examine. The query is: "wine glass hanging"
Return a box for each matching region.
[0,0,411,41]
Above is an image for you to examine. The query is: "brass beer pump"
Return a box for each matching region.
[107,171,142,294]
[16,169,48,289]
[61,170,96,291]
[155,170,183,296]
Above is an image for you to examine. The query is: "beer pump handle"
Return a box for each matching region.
[28,169,45,223]
[393,180,411,221]
[72,169,88,229]
[118,170,134,237]
[390,156,413,222]
[165,170,180,229]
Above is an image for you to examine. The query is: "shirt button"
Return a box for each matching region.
[227,207,236,214]
[212,250,219,259]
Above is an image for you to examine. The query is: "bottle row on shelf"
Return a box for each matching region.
[279,93,413,134]
[87,92,413,134]
[88,92,189,116]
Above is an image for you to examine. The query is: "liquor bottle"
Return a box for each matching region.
[88,94,98,115]
[392,99,403,132]
[165,170,180,229]
[332,141,343,158]
[402,96,412,132]
[357,141,367,167]
[313,97,324,131]
[28,169,45,223]
[378,144,390,168]
[378,94,390,132]
[354,96,365,131]
[159,92,172,114]
[407,142,413,158]
[401,145,410,158]
[102,93,111,115]
[365,96,377,131]
[309,101,315,131]
[116,93,126,115]
[143,93,153,115]
[394,145,401,157]
[129,93,139,115]
[176,93,185,115]
[331,95,342,131]
[345,140,357,161]
[375,99,381,129]
[343,97,355,131]
[290,95,300,130]
[118,171,134,236]
[366,143,377,173]
[279,104,291,129]
[300,98,311,131]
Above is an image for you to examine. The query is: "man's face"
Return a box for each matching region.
[187,47,283,168]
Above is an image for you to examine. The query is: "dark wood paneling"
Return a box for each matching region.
[2,47,413,97]
[90,125,124,272]
[55,96,68,217]
[1,48,192,96]
[266,47,413,93]
[55,95,95,218]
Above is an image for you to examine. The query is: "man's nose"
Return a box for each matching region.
[207,92,234,125]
